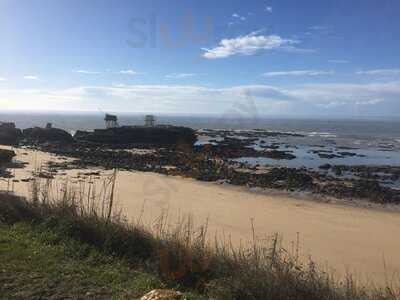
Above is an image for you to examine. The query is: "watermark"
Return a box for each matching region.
[126,9,260,51]
[127,10,214,49]
[142,174,178,205]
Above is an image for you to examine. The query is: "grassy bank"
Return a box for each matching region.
[0,222,169,299]
[0,175,399,300]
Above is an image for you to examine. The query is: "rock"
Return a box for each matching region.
[319,164,332,170]
[0,122,22,145]
[263,150,296,160]
[139,289,185,300]
[36,172,54,179]
[332,166,343,176]
[318,153,341,159]
[79,171,101,176]
[337,146,359,150]
[337,151,365,158]
[316,176,400,204]
[23,127,74,144]
[0,149,15,178]
[0,149,16,164]
[239,167,315,190]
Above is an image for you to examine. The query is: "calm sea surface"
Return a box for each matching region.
[1,112,400,170]
[1,112,399,139]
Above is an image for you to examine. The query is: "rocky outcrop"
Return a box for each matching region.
[0,123,22,145]
[263,150,296,160]
[74,126,197,146]
[0,149,15,177]
[0,149,15,164]
[23,127,74,144]
[195,142,297,160]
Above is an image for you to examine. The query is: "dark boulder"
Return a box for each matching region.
[319,164,332,170]
[252,167,314,190]
[263,150,296,160]
[23,127,74,144]
[332,166,343,176]
[0,149,15,164]
[318,153,341,159]
[0,122,22,145]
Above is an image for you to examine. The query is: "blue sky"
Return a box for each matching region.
[1,0,400,117]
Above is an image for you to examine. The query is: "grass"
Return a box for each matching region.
[0,193,203,300]
[1,171,400,299]
[0,223,166,299]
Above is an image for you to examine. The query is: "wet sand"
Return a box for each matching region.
[2,145,400,285]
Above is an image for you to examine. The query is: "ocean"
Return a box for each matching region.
[2,111,400,186]
[1,112,399,139]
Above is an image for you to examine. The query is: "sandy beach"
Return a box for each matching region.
[2,145,400,285]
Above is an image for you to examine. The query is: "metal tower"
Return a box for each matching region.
[104,114,119,129]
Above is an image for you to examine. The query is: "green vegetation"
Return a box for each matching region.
[0,175,399,300]
[0,223,165,299]
[0,193,202,300]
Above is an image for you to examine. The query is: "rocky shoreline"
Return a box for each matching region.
[21,141,400,204]
[1,123,400,204]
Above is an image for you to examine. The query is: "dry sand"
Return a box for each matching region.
[2,145,400,285]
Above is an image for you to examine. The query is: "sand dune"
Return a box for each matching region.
[2,145,400,285]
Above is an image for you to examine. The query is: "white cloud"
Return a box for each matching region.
[232,13,246,21]
[23,75,39,80]
[202,32,299,59]
[283,47,317,54]
[328,60,349,64]
[0,77,6,81]
[287,82,400,109]
[356,69,400,76]
[309,25,329,31]
[266,6,273,13]
[165,73,196,79]
[75,70,101,74]
[356,98,384,105]
[263,70,335,77]
[119,70,138,75]
[307,26,333,37]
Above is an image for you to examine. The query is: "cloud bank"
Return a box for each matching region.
[119,70,138,75]
[1,81,398,116]
[356,69,400,76]
[23,75,39,80]
[75,70,101,75]
[263,70,335,77]
[165,73,196,79]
